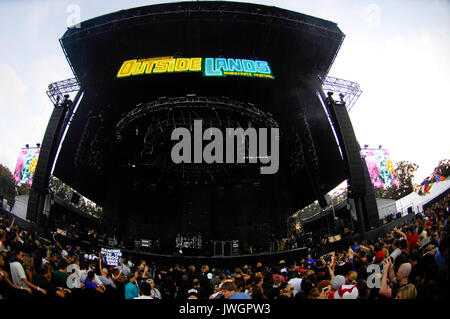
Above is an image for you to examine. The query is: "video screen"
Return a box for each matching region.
[100,248,122,267]
[13,147,40,185]
[360,148,398,188]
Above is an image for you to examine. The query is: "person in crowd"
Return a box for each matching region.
[0,193,448,300]
[287,270,302,296]
[124,270,139,299]
[219,281,252,299]
[278,283,295,299]
[85,270,105,294]
[9,249,47,296]
[134,281,153,299]
[0,250,32,298]
[380,258,413,299]
[33,264,68,299]
[52,259,69,289]
[146,278,162,299]
[192,278,207,300]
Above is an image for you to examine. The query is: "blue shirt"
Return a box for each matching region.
[435,248,446,269]
[125,282,139,299]
[229,292,252,299]
[306,258,316,265]
[84,279,97,290]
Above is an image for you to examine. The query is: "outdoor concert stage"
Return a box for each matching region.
[48,1,350,254]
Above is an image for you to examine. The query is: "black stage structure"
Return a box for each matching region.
[27,1,379,257]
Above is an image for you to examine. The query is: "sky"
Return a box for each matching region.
[0,0,449,188]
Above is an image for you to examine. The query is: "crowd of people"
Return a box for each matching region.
[0,193,448,300]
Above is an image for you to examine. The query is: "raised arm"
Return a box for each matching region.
[393,227,407,239]
[98,252,103,274]
[379,259,392,298]
[9,217,15,230]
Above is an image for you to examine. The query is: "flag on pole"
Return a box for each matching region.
[436,175,446,182]
[424,181,431,194]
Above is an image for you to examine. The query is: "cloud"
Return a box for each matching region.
[343,29,450,181]
[0,63,30,172]
[361,3,382,29]
[24,0,66,43]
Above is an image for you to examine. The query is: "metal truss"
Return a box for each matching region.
[46,77,81,106]
[115,96,279,140]
[320,76,362,111]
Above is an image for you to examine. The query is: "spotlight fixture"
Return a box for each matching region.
[25,144,29,148]
[364,144,369,149]
[36,143,41,148]
[378,145,382,149]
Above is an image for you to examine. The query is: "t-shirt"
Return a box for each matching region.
[407,234,419,250]
[435,248,446,269]
[9,261,27,288]
[33,274,58,298]
[52,270,69,288]
[84,279,97,290]
[229,292,252,299]
[390,248,402,265]
[125,282,139,299]
[287,278,302,296]
[306,258,316,265]
[99,276,116,289]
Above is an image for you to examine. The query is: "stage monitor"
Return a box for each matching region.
[360,148,398,188]
[100,248,122,267]
[13,147,40,185]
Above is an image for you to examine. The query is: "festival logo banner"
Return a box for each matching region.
[116,56,274,79]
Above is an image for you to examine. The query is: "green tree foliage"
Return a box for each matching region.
[430,159,449,181]
[49,175,103,218]
[17,183,31,195]
[375,160,418,200]
[0,164,16,207]
[292,186,348,225]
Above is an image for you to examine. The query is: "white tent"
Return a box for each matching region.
[420,178,450,207]
[395,177,450,216]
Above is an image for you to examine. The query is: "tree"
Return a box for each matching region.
[0,164,16,207]
[430,159,449,182]
[49,175,103,218]
[17,183,31,195]
[375,160,418,200]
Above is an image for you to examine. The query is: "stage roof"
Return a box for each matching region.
[54,1,346,211]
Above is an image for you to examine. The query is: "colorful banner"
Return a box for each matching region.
[13,147,40,185]
[116,56,274,79]
[360,149,398,188]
